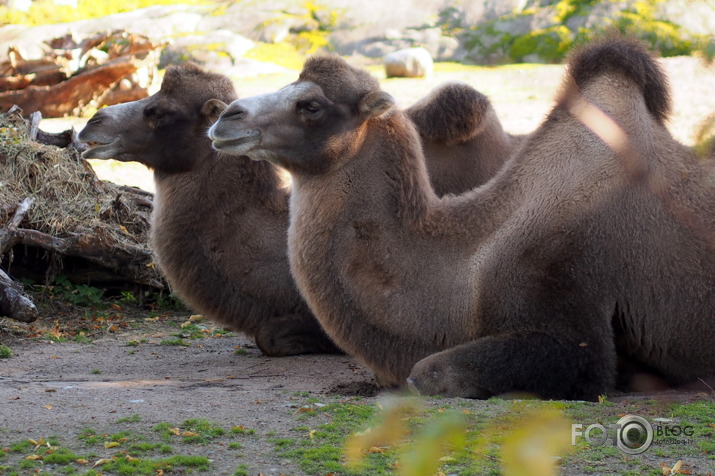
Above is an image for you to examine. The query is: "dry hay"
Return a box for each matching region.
[0,107,163,288]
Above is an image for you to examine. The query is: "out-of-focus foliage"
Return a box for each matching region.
[345,398,573,476]
[0,0,209,26]
[444,0,715,64]
[257,1,343,55]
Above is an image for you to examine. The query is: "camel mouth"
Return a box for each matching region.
[211,129,261,156]
[80,138,121,160]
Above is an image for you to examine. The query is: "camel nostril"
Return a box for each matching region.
[221,104,247,121]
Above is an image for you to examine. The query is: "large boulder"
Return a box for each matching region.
[384,47,433,78]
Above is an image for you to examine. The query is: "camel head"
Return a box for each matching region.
[79,62,236,173]
[209,54,395,174]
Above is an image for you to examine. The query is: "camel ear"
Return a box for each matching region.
[358,91,395,118]
[202,99,228,121]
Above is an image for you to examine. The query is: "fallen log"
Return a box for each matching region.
[0,267,37,322]
[0,198,38,322]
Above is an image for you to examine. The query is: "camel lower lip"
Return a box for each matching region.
[211,132,260,155]
[80,139,119,159]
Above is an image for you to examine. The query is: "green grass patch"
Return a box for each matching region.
[116,414,142,424]
[159,338,190,347]
[233,463,250,476]
[154,419,226,444]
[99,454,210,474]
[0,345,12,358]
[230,426,256,436]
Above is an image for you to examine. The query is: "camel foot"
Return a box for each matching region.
[254,314,343,357]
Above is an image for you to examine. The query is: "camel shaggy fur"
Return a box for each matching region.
[407,82,521,195]
[210,37,715,400]
[78,63,341,356]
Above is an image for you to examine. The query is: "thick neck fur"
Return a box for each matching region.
[151,145,300,335]
[288,112,519,383]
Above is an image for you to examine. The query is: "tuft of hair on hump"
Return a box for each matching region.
[161,62,237,103]
[566,34,671,124]
[299,54,381,108]
[406,82,491,145]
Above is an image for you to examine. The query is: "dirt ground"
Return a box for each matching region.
[0,309,380,475]
[2,57,715,475]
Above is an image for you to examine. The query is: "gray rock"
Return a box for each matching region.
[160,30,254,70]
[384,47,433,78]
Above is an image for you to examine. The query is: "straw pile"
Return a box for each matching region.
[0,106,164,321]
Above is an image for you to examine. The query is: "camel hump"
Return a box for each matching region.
[567,36,671,123]
[407,82,492,145]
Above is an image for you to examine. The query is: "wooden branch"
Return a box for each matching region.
[0,56,144,117]
[28,111,41,141]
[0,267,38,322]
[0,198,34,255]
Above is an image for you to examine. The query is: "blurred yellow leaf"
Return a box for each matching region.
[189,315,204,321]
[399,411,466,476]
[344,398,420,469]
[661,460,684,475]
[44,404,52,410]
[126,455,141,462]
[105,441,120,448]
[500,408,573,476]
[25,454,42,460]
[169,427,181,436]
[75,458,89,465]
[182,431,199,437]
[93,458,112,467]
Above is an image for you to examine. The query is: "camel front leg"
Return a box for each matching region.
[254,313,344,357]
[407,331,616,401]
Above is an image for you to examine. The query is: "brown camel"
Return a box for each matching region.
[209,37,715,400]
[78,63,340,356]
[77,63,505,356]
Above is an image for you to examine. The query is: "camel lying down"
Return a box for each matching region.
[210,37,714,400]
[78,63,513,357]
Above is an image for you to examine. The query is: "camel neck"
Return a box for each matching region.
[380,112,519,248]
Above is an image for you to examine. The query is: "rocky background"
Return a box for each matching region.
[1,0,713,101]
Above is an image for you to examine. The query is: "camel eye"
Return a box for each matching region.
[298,100,322,115]
[144,106,175,129]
